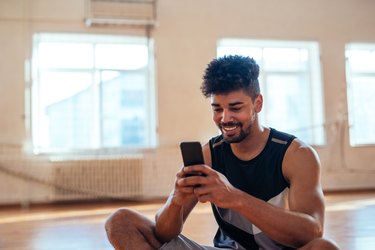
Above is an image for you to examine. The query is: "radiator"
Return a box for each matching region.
[51,155,144,201]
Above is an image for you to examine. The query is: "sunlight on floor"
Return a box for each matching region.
[326,197,375,211]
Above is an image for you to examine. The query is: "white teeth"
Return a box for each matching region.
[223,126,237,131]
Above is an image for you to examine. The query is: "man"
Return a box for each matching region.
[105,55,339,250]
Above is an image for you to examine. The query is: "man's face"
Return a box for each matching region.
[211,89,261,143]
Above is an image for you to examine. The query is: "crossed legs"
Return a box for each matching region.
[105,208,162,250]
[105,208,340,250]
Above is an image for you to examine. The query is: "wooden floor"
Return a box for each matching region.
[0,190,374,250]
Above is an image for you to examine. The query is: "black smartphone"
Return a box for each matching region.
[180,141,204,176]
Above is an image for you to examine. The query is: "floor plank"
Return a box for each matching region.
[0,191,374,250]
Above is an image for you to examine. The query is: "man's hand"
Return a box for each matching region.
[171,167,200,206]
[180,165,242,208]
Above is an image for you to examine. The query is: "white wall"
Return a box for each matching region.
[0,0,375,204]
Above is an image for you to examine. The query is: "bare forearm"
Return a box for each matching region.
[251,205,322,247]
[154,201,184,243]
[233,192,323,248]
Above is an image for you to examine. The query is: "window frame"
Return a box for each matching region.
[31,32,157,154]
[217,38,326,146]
[345,43,375,146]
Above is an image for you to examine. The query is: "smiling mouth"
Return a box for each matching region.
[222,126,238,131]
[220,123,240,132]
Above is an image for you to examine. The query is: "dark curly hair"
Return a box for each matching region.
[201,55,260,100]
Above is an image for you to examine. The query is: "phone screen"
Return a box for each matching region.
[180,141,204,166]
[180,141,204,176]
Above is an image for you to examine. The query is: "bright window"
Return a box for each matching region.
[32,33,156,152]
[218,39,325,145]
[346,44,375,146]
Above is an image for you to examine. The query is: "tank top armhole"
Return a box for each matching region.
[269,128,296,188]
[209,136,220,171]
[281,136,296,187]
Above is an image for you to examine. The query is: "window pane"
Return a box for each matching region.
[39,72,95,148]
[263,48,308,71]
[39,71,92,106]
[101,70,147,147]
[346,44,375,145]
[264,74,312,142]
[348,76,375,145]
[38,43,93,69]
[95,44,148,70]
[46,85,96,148]
[346,50,375,72]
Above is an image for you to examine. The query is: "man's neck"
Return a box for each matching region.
[230,125,270,161]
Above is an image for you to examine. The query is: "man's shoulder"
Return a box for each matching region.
[270,128,296,143]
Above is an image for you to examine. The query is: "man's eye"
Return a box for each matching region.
[230,107,241,111]
[213,108,223,113]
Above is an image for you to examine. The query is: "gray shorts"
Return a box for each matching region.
[159,234,232,250]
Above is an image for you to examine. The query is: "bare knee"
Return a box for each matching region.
[300,238,340,250]
[105,208,160,250]
[105,208,141,236]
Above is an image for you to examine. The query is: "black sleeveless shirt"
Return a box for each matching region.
[209,128,296,250]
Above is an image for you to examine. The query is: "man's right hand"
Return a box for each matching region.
[171,166,199,206]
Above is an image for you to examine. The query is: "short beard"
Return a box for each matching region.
[220,111,256,144]
[221,123,252,144]
[223,130,247,143]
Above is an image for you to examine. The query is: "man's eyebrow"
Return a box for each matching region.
[211,101,243,107]
[228,102,243,106]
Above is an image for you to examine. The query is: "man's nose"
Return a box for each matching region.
[221,110,233,123]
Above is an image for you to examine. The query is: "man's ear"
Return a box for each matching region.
[254,94,263,113]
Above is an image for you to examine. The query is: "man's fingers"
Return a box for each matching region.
[178,175,209,188]
[178,186,195,193]
[196,193,211,203]
[184,164,212,176]
[176,166,187,178]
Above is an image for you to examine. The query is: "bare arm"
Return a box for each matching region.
[235,139,324,247]
[184,139,324,248]
[154,142,212,243]
[154,189,197,243]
